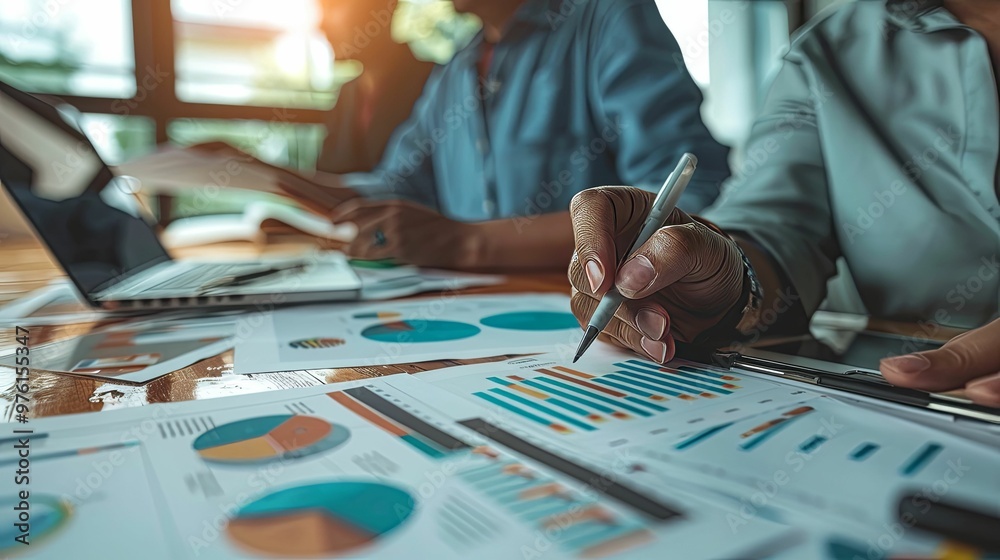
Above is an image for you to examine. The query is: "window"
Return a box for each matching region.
[3,0,477,158]
[2,0,478,221]
[0,0,135,97]
[172,0,338,109]
[658,0,710,88]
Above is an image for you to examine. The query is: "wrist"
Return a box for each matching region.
[456,222,488,270]
[689,218,764,348]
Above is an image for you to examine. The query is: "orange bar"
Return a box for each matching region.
[328,392,407,436]
[538,369,626,397]
[510,385,551,400]
[552,366,595,379]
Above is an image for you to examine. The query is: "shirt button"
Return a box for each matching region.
[476,138,488,154]
[482,199,496,216]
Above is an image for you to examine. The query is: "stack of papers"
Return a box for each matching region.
[7,346,998,558]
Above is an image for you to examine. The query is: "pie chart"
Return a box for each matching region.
[227,481,415,557]
[361,320,480,343]
[0,494,71,553]
[480,311,578,331]
[193,415,350,464]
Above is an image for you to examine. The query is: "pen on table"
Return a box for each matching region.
[198,264,306,292]
[573,153,698,363]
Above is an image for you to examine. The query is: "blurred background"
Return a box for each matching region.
[0,0,850,220]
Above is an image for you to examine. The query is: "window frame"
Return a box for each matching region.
[50,0,326,145]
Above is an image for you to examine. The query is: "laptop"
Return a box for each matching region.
[0,79,361,310]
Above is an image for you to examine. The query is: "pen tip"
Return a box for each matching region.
[573,326,600,364]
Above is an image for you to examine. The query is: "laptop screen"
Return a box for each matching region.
[0,81,170,297]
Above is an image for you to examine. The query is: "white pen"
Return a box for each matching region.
[572,153,698,362]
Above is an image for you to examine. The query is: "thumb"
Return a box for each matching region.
[881,319,1000,392]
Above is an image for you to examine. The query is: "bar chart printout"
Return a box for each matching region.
[632,396,1000,530]
[0,374,803,559]
[427,353,777,439]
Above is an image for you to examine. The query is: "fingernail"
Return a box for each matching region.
[641,337,668,363]
[618,255,655,293]
[585,260,604,293]
[636,309,666,339]
[881,354,931,375]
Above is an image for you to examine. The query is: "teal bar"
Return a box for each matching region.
[798,435,827,453]
[611,366,699,396]
[849,442,880,461]
[521,379,616,414]
[593,376,659,398]
[619,365,727,395]
[488,389,596,431]
[675,422,733,450]
[625,396,668,412]
[740,416,803,451]
[400,434,445,458]
[665,371,734,393]
[606,373,683,397]
[533,377,652,417]
[474,392,559,429]
[486,377,592,417]
[900,443,943,477]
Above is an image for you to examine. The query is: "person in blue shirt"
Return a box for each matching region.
[284,0,730,270]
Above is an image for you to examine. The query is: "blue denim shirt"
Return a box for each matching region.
[342,0,730,221]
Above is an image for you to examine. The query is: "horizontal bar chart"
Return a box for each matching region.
[454,431,659,558]
[468,359,751,435]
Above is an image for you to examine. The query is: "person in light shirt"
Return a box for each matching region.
[566,0,1000,406]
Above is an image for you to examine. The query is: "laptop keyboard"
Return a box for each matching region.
[151,263,269,291]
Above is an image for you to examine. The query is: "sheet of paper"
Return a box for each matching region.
[354,265,503,300]
[3,375,794,559]
[114,146,282,195]
[417,348,1000,536]
[234,294,581,374]
[0,312,236,383]
[0,279,111,326]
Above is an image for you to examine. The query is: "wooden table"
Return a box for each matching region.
[0,238,570,420]
[0,238,967,421]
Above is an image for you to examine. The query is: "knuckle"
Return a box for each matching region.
[939,343,977,371]
[611,318,637,346]
[663,223,703,252]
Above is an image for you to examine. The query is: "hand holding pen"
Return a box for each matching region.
[568,154,751,364]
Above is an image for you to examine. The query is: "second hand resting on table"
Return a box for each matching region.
[567,186,1000,408]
